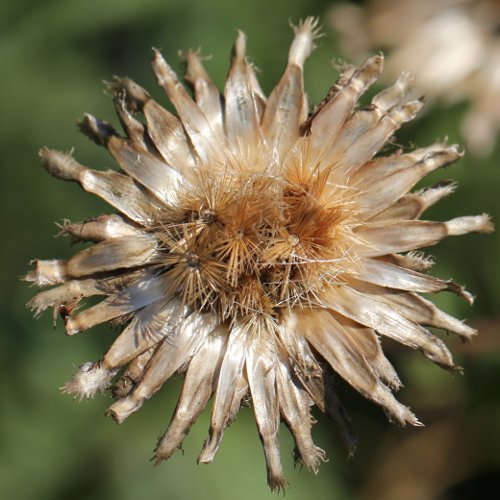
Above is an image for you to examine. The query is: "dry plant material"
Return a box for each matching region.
[330,0,500,156]
[25,18,493,491]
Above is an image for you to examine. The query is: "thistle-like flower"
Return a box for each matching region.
[26,18,493,491]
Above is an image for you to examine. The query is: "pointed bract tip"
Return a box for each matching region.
[23,259,67,287]
[64,316,79,336]
[392,97,425,123]
[368,53,384,71]
[446,281,475,305]
[180,48,212,85]
[105,406,126,425]
[288,17,321,67]
[104,76,150,111]
[292,16,322,36]
[61,362,114,400]
[78,113,116,146]
[447,143,464,158]
[39,148,84,182]
[151,48,179,89]
[231,30,247,62]
[268,475,289,494]
[348,53,384,93]
[480,214,495,234]
[301,446,328,474]
[446,214,495,237]
[106,397,138,425]
[197,431,223,465]
[397,70,415,86]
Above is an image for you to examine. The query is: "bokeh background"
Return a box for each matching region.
[1,0,499,499]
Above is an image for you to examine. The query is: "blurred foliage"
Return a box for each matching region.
[1,0,499,499]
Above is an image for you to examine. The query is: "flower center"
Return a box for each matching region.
[157,165,357,322]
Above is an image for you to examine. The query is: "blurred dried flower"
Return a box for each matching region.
[26,17,492,491]
[330,0,500,156]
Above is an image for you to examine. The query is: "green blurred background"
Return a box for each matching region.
[1,0,499,499]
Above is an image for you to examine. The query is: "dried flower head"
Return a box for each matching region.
[26,17,493,491]
[330,0,500,156]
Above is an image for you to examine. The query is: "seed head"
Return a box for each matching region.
[26,17,493,492]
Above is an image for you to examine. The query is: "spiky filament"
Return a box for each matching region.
[149,152,359,324]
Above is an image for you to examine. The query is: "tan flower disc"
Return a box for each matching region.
[26,17,493,491]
